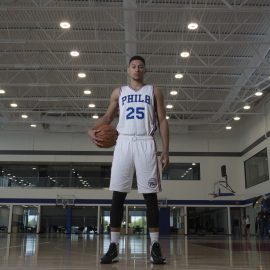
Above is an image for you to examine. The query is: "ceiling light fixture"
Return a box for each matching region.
[84,90,92,95]
[92,115,99,119]
[88,103,95,108]
[10,103,18,108]
[170,90,178,95]
[166,104,174,109]
[166,116,170,120]
[233,116,240,121]
[78,72,86,78]
[188,22,198,30]
[0,89,5,94]
[30,124,37,128]
[21,114,28,119]
[60,21,70,29]
[70,51,79,57]
[226,126,232,130]
[175,73,183,79]
[255,91,263,96]
[243,104,251,110]
[180,51,190,58]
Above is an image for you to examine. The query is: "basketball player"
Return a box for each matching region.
[89,55,169,264]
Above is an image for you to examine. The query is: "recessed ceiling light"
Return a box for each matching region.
[84,90,92,95]
[60,21,70,29]
[255,91,263,96]
[78,72,86,78]
[180,51,190,58]
[0,89,5,94]
[192,163,196,166]
[30,124,37,128]
[170,90,178,95]
[233,116,240,121]
[166,104,174,109]
[92,115,99,119]
[243,104,251,110]
[226,126,232,130]
[70,51,79,57]
[10,103,18,108]
[175,73,183,79]
[188,22,198,30]
[21,114,28,119]
[88,103,95,108]
[166,116,170,120]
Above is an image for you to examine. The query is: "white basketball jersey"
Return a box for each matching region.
[117,85,157,136]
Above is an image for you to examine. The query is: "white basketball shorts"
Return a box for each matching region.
[110,135,162,193]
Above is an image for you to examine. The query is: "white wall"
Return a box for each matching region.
[236,98,270,151]
[161,155,242,201]
[0,123,246,153]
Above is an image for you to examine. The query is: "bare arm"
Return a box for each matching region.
[88,88,119,146]
[154,86,169,170]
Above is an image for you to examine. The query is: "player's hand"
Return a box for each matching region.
[88,128,104,147]
[160,151,169,171]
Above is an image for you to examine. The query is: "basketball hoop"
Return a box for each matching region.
[209,166,236,198]
[56,195,76,208]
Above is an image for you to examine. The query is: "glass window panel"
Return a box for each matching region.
[162,163,200,180]
[244,148,269,188]
[0,162,201,188]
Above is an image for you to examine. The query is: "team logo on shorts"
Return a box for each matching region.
[148,178,157,188]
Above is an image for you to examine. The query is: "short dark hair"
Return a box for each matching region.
[129,55,145,66]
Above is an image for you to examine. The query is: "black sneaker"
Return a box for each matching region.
[150,241,166,264]
[100,242,119,264]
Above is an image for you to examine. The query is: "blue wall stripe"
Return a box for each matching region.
[0,150,241,156]
[0,198,253,206]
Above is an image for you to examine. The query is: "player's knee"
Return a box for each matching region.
[143,193,158,208]
[143,193,159,228]
[112,191,127,207]
[110,191,127,227]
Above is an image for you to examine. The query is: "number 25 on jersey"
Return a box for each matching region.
[126,107,145,119]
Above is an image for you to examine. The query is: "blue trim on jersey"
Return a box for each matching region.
[150,85,157,136]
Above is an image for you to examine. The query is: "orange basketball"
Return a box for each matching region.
[94,124,118,148]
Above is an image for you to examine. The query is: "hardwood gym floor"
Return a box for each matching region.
[0,234,269,269]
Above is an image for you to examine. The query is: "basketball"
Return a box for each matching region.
[94,124,118,148]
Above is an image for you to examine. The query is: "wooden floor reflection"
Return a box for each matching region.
[0,233,269,269]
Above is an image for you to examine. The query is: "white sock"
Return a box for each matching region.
[150,232,159,245]
[111,231,120,244]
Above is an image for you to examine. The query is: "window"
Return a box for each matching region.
[162,163,200,180]
[0,161,201,188]
[0,164,111,189]
[244,148,269,188]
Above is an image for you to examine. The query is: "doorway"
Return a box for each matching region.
[128,206,147,235]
